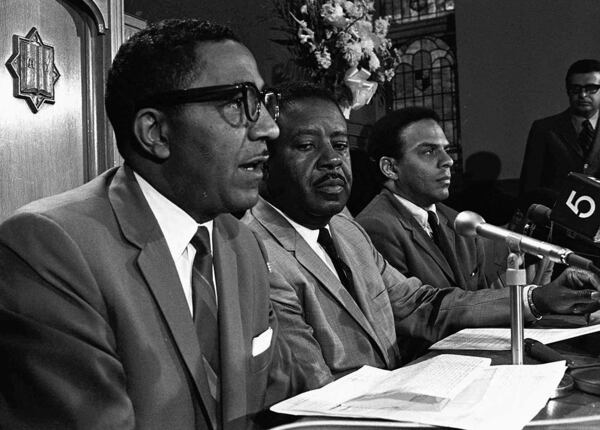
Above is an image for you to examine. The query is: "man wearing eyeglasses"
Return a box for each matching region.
[519,59,600,275]
[0,19,293,429]
[520,59,600,200]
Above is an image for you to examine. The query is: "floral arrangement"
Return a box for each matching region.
[273,0,400,110]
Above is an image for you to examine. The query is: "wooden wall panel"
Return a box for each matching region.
[0,0,119,220]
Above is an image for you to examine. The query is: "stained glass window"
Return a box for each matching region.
[392,36,461,174]
[380,0,455,24]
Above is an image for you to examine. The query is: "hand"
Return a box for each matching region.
[533,268,600,315]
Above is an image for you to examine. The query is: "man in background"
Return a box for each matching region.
[0,19,292,429]
[519,59,600,273]
[357,107,499,292]
[520,59,600,199]
[244,82,600,392]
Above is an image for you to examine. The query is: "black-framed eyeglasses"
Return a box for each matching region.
[567,84,600,95]
[137,82,280,122]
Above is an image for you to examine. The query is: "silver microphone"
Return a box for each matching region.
[455,211,596,272]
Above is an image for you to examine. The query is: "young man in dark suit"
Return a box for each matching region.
[357,107,496,292]
[244,82,600,393]
[0,19,293,429]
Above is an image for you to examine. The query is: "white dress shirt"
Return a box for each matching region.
[265,200,340,280]
[393,193,436,237]
[572,110,599,135]
[134,172,215,316]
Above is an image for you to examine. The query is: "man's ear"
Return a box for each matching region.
[133,108,170,160]
[379,156,398,180]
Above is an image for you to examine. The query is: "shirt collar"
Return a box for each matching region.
[392,193,437,227]
[572,110,599,131]
[264,199,324,248]
[134,172,213,258]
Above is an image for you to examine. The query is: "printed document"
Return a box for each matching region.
[430,324,600,350]
[271,354,566,430]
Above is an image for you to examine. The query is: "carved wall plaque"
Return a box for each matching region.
[6,27,61,113]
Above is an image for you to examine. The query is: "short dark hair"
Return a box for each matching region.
[367,106,440,165]
[105,19,240,154]
[277,81,342,116]
[565,59,600,83]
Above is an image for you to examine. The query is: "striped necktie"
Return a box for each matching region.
[579,119,595,156]
[190,226,220,417]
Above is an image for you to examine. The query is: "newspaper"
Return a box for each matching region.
[271,354,566,430]
[430,324,600,350]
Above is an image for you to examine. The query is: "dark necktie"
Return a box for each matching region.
[317,227,359,304]
[190,227,220,399]
[579,119,595,157]
[427,211,441,247]
[427,211,465,286]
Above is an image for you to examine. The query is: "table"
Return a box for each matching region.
[271,326,600,429]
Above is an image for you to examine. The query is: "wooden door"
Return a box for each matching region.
[0,0,122,220]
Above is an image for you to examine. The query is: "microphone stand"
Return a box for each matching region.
[505,237,527,365]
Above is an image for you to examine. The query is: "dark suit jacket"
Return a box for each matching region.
[243,198,512,393]
[356,187,495,291]
[519,109,593,199]
[0,165,288,430]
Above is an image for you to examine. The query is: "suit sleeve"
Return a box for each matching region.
[0,213,134,429]
[354,220,512,342]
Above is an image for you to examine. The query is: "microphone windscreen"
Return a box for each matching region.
[454,211,485,237]
[526,204,551,225]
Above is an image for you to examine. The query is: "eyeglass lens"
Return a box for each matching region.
[568,84,600,95]
[246,86,279,121]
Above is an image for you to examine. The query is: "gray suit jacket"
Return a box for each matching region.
[0,166,289,430]
[244,198,512,392]
[356,187,494,291]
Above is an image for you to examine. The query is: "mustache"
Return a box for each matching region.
[314,171,348,186]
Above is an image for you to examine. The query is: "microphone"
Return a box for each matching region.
[455,211,598,273]
[526,204,551,226]
[527,203,599,247]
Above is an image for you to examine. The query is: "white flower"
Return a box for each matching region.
[343,1,358,17]
[368,51,380,70]
[321,2,346,27]
[374,17,390,38]
[360,37,375,55]
[342,42,363,67]
[315,47,332,69]
[277,0,400,96]
[355,20,373,41]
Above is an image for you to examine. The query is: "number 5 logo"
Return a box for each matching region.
[566,191,596,218]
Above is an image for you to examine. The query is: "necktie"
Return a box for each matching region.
[317,228,359,304]
[579,120,595,157]
[427,211,465,286]
[427,211,442,248]
[190,226,220,394]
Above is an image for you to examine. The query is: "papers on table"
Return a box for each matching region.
[430,324,600,350]
[271,354,566,430]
